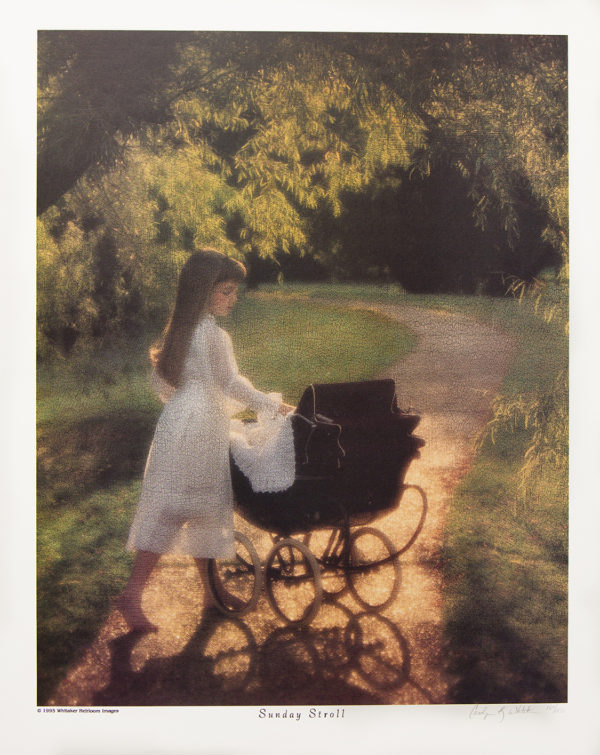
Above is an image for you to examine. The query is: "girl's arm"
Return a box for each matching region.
[208,325,282,414]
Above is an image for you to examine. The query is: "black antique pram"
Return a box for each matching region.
[207,379,427,626]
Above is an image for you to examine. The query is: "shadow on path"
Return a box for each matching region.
[89,596,437,707]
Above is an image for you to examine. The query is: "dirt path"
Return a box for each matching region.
[47,303,515,707]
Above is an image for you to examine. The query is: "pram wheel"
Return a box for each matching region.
[302,527,349,598]
[265,538,323,626]
[347,527,401,611]
[207,531,262,616]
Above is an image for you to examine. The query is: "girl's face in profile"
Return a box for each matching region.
[208,280,239,317]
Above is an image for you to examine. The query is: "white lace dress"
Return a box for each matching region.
[126,314,280,558]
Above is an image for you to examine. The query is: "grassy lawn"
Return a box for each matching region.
[36,295,416,703]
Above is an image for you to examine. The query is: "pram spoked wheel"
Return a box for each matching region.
[302,526,349,598]
[207,531,262,616]
[265,538,324,627]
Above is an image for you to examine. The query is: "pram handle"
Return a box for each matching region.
[292,411,337,427]
[292,412,317,429]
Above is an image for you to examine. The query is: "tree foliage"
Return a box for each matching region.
[37,31,568,354]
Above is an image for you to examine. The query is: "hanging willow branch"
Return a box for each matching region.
[482,368,568,507]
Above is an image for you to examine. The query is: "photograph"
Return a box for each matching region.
[36,27,569,710]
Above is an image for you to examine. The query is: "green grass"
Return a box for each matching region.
[37,481,140,702]
[230,295,417,402]
[36,294,416,703]
[443,439,568,702]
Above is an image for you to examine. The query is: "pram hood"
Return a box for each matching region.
[294,379,424,476]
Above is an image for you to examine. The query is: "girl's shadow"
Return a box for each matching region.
[94,610,257,706]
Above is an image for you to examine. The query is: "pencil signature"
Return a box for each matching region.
[469,703,563,722]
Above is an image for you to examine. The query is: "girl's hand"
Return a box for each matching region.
[278,403,295,416]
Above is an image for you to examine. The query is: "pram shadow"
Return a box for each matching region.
[92,597,437,706]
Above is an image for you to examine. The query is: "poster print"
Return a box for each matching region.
[8,3,597,753]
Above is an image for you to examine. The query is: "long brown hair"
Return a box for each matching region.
[151,250,246,388]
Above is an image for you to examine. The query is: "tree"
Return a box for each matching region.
[37,30,196,215]
[37,32,568,352]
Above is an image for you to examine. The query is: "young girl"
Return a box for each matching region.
[115,249,293,632]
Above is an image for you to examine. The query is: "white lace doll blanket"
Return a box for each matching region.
[229,394,296,493]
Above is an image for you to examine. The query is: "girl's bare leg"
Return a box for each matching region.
[114,550,160,632]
